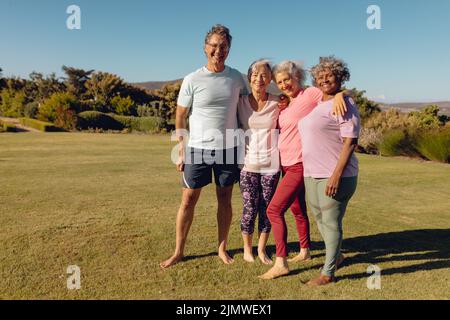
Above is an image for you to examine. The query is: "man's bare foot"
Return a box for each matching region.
[218,251,234,264]
[306,274,335,286]
[258,265,289,280]
[258,251,273,265]
[287,250,311,263]
[160,254,183,269]
[243,251,255,263]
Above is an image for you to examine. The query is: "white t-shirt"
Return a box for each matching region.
[177,65,248,150]
[237,94,280,174]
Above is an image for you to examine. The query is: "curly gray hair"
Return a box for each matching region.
[310,56,350,86]
[272,60,306,87]
[204,24,232,47]
[247,59,272,81]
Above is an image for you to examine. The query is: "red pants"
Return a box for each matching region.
[266,162,310,257]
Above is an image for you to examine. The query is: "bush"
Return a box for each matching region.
[0,89,26,117]
[415,129,450,163]
[137,104,156,117]
[111,95,136,116]
[24,101,39,118]
[55,105,77,131]
[111,114,163,133]
[19,117,60,132]
[77,111,123,130]
[378,130,420,157]
[358,127,383,154]
[77,111,164,133]
[38,92,79,123]
[0,120,18,132]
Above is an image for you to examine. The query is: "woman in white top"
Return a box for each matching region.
[237,60,280,264]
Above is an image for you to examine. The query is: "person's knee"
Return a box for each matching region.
[216,186,232,204]
[181,190,199,210]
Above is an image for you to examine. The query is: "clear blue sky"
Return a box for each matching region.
[1,0,450,103]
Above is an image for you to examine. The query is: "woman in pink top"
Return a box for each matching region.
[300,56,360,286]
[259,61,347,280]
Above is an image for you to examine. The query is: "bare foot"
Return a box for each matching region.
[288,250,311,263]
[306,274,335,286]
[218,251,234,264]
[243,251,255,263]
[160,254,183,269]
[258,251,273,265]
[258,266,289,280]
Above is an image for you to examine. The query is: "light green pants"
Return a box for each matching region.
[304,176,358,277]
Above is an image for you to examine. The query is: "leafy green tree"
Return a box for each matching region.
[348,88,381,122]
[28,72,65,103]
[155,82,181,121]
[84,72,125,110]
[62,66,93,98]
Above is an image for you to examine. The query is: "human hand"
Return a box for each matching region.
[325,173,341,197]
[332,91,347,117]
[176,147,185,172]
[278,94,290,111]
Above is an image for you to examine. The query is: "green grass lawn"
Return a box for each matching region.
[0,132,449,300]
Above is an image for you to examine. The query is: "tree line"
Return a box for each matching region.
[0,66,180,130]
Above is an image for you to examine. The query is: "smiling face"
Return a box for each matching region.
[274,72,301,98]
[316,68,341,95]
[249,64,271,94]
[204,34,230,71]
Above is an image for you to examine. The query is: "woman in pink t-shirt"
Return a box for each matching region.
[300,56,360,286]
[259,61,347,280]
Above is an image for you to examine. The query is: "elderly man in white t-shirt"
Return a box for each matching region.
[160,25,247,268]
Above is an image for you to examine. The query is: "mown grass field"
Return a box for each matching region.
[0,133,449,300]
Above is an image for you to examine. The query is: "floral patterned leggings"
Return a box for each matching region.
[239,170,280,235]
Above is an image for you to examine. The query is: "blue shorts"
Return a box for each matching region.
[182,147,240,189]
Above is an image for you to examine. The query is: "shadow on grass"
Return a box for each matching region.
[277,229,450,279]
[182,229,450,279]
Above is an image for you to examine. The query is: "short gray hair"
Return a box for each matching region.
[310,56,350,86]
[272,60,306,87]
[247,59,272,81]
[204,24,232,47]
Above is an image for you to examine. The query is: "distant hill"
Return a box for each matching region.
[377,101,450,115]
[131,76,281,94]
[131,80,450,116]
[132,79,182,91]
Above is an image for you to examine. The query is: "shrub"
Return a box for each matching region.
[414,129,450,163]
[19,117,60,132]
[0,89,26,117]
[24,101,39,118]
[0,120,18,132]
[77,111,123,130]
[408,105,441,130]
[55,105,77,131]
[378,130,418,157]
[137,104,156,117]
[111,114,163,133]
[111,95,136,116]
[358,127,383,154]
[38,92,79,123]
